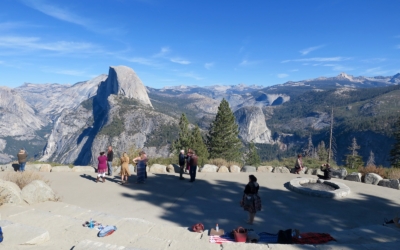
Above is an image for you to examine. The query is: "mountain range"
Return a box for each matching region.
[0,66,399,166]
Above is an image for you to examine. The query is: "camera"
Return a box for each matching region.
[320,164,327,171]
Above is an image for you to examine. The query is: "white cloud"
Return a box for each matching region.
[299,45,324,55]
[239,59,262,66]
[126,57,158,66]
[282,57,351,63]
[170,58,191,65]
[322,64,353,71]
[204,62,214,69]
[277,73,288,78]
[153,47,170,58]
[0,36,98,53]
[179,72,203,80]
[290,69,299,72]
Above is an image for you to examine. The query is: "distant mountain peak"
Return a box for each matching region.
[337,72,353,80]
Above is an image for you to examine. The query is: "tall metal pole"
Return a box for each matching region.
[328,107,333,163]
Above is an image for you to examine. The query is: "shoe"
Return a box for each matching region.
[179,177,185,180]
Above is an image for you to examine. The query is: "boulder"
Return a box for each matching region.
[21,180,56,204]
[51,166,72,172]
[201,164,219,173]
[389,179,400,189]
[290,167,308,174]
[71,166,95,173]
[364,173,383,185]
[272,166,290,173]
[25,164,41,172]
[217,166,230,173]
[241,166,257,172]
[331,168,347,179]
[149,164,167,173]
[305,168,316,175]
[315,168,324,176]
[39,164,52,172]
[378,179,393,189]
[0,179,23,204]
[166,164,175,173]
[257,166,273,173]
[345,172,362,182]
[229,165,241,173]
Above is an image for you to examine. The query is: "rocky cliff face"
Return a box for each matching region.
[234,106,273,144]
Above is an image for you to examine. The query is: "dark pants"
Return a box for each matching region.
[179,164,184,178]
[190,165,197,181]
[317,174,331,180]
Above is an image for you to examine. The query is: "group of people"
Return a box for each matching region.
[178,149,198,182]
[294,154,332,180]
[96,146,148,184]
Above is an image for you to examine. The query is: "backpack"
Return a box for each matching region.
[277,229,293,244]
[98,226,117,237]
[191,223,204,233]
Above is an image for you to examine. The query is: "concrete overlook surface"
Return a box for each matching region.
[0,171,400,249]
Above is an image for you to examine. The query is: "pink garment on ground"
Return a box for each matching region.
[98,155,108,174]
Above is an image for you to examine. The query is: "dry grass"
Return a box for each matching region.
[206,158,243,168]
[358,165,387,178]
[387,168,400,180]
[2,171,51,189]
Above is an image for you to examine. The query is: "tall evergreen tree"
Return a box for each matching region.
[345,137,364,168]
[245,142,261,166]
[171,113,191,154]
[366,150,375,167]
[390,116,400,168]
[191,125,209,166]
[317,141,328,162]
[207,99,242,161]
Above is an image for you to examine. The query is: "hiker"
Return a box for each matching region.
[97,152,108,183]
[383,216,400,227]
[107,146,114,176]
[188,150,198,182]
[120,152,130,184]
[294,154,303,174]
[133,151,147,184]
[17,148,28,172]
[178,149,185,180]
[317,164,332,180]
[186,149,192,173]
[240,175,262,224]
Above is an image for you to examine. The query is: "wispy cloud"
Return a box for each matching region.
[204,62,214,69]
[178,72,203,80]
[361,58,386,63]
[397,44,400,49]
[42,68,86,76]
[290,69,299,72]
[299,45,325,55]
[153,47,170,58]
[363,67,390,75]
[239,59,262,66]
[0,21,36,31]
[0,36,98,53]
[170,58,191,65]
[323,64,354,71]
[126,57,158,66]
[282,57,351,63]
[277,73,288,78]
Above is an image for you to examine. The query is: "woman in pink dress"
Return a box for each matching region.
[97,152,108,183]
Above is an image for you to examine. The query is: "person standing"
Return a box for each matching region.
[97,152,108,183]
[120,152,130,184]
[240,175,262,224]
[178,150,185,180]
[188,150,198,182]
[107,146,114,176]
[17,148,28,172]
[294,154,303,174]
[186,149,192,173]
[133,151,148,184]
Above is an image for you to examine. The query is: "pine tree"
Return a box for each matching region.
[190,125,209,166]
[171,113,191,154]
[207,99,242,162]
[317,141,328,162]
[345,137,364,169]
[245,142,261,166]
[390,116,400,168]
[303,134,315,158]
[365,150,375,167]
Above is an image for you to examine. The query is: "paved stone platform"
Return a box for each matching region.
[0,171,399,249]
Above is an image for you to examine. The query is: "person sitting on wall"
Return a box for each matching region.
[294,154,303,174]
[317,164,332,180]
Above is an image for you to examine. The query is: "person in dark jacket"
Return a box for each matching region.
[107,146,114,176]
[178,150,186,180]
[188,150,198,182]
[317,164,332,180]
[240,175,262,224]
[17,148,28,172]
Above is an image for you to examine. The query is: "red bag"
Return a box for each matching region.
[234,227,247,242]
[191,223,204,233]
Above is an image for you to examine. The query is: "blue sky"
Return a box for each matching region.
[0,0,399,88]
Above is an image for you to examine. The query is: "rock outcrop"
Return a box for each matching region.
[21,180,57,204]
[345,173,362,182]
[241,166,257,172]
[0,179,23,204]
[364,173,383,185]
[234,106,273,143]
[201,164,219,173]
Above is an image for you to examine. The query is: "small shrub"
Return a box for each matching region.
[207,158,228,167]
[358,165,386,178]
[2,171,51,189]
[387,168,400,179]
[147,157,175,166]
